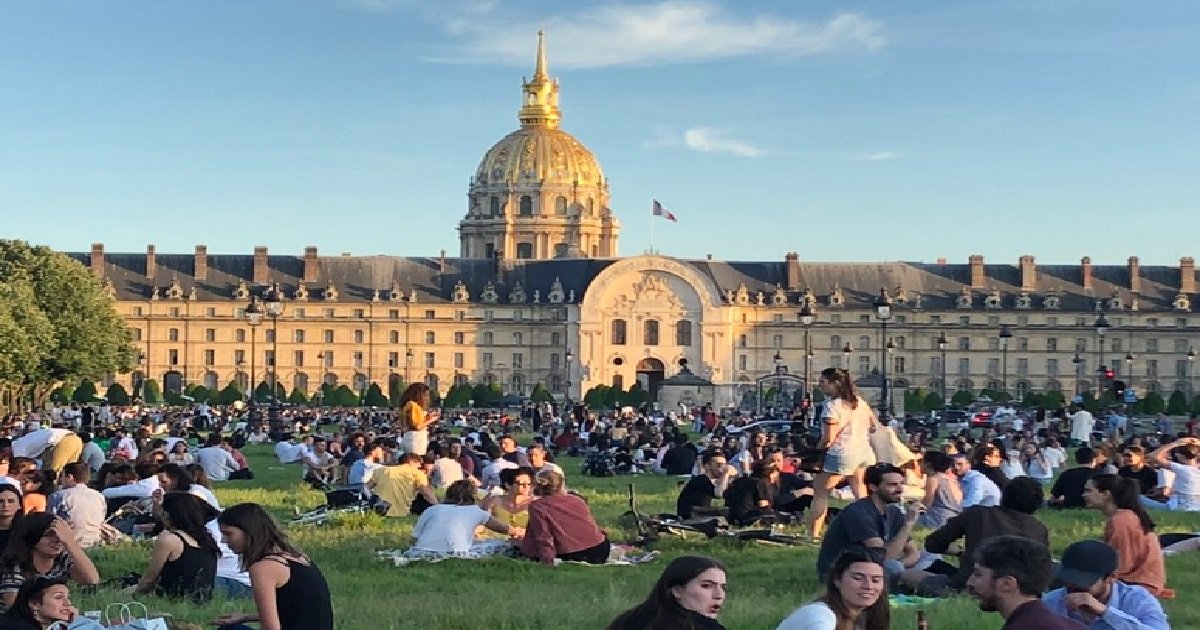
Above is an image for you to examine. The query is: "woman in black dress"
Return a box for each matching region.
[135,493,218,602]
[214,503,333,630]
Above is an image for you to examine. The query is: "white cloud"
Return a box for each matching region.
[404,1,885,68]
[857,151,902,162]
[682,127,765,157]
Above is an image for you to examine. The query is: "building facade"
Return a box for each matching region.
[73,35,1200,408]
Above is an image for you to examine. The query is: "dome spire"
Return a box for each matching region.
[519,31,560,129]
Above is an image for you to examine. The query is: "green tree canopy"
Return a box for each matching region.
[142,379,162,404]
[1166,390,1189,415]
[443,383,472,408]
[72,379,98,403]
[529,383,554,403]
[1143,391,1166,415]
[0,240,135,406]
[288,388,308,404]
[213,381,244,406]
[253,381,273,403]
[922,392,944,411]
[363,383,389,407]
[388,379,406,406]
[186,384,211,404]
[105,383,130,406]
[950,390,975,406]
[328,384,360,407]
[49,384,74,405]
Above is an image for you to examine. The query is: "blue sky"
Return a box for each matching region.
[1,1,1197,265]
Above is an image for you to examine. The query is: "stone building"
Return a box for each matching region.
[71,35,1199,409]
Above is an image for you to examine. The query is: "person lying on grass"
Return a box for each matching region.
[403,479,523,561]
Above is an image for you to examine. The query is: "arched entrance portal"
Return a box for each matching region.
[636,358,665,400]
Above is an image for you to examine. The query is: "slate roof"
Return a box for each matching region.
[67,250,1197,312]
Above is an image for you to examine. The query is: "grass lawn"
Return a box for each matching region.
[74,446,1200,629]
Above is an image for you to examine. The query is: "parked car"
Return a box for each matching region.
[931,409,970,432]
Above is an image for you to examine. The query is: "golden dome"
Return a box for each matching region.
[474,126,604,188]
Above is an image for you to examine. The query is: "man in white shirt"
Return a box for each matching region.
[430,447,465,490]
[79,434,106,474]
[302,438,338,488]
[196,436,239,482]
[102,462,161,499]
[50,463,106,548]
[274,436,302,463]
[528,444,564,478]
[1069,406,1096,447]
[480,446,518,489]
[112,429,139,460]
[347,442,386,496]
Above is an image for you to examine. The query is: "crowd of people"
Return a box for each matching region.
[0,368,1195,629]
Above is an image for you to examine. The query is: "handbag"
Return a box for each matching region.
[103,602,170,630]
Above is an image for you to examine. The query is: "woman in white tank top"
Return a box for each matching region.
[805,368,878,539]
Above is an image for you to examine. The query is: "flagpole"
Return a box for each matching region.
[650,206,656,254]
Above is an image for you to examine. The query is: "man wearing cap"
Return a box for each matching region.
[1042,540,1169,630]
[966,535,1085,629]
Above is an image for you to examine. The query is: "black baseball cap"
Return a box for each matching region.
[1056,540,1117,588]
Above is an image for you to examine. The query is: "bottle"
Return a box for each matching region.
[916,609,928,630]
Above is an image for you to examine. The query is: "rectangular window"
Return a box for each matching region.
[483,331,494,345]
[424,310,435,320]
[738,334,748,348]
[987,358,1000,376]
[454,353,464,369]
[1177,318,1188,328]
[1176,339,1190,353]
[169,349,179,366]
[514,310,524,322]
[483,353,494,369]
[1177,360,1189,378]
[323,329,334,343]
[456,310,465,321]
[1047,359,1059,376]
[424,352,435,369]
[234,349,245,365]
[959,316,970,326]
[389,331,399,344]
[389,309,400,320]
[1147,339,1158,353]
[738,355,747,371]
[265,329,275,343]
[1076,317,1087,327]
[988,338,1000,351]
[551,332,561,346]
[930,315,941,325]
[294,307,305,319]
[236,329,246,343]
[324,308,335,319]
[988,316,1000,326]
[512,353,523,369]
[858,356,870,376]
[265,350,275,367]
[1046,317,1058,327]
[168,328,180,342]
[1017,338,1029,351]
[773,334,783,349]
[513,332,523,345]
[388,352,398,368]
[205,328,216,342]
[958,358,970,376]
[132,307,143,316]
[895,316,907,325]
[170,307,181,318]
[425,331,436,344]
[323,352,333,367]
[1111,338,1122,352]
[353,352,363,368]
[295,330,305,343]
[1017,358,1029,375]
[354,308,365,319]
[1017,315,1029,326]
[204,350,215,366]
[1047,338,1058,352]
[859,315,870,324]
[131,328,143,341]
[773,314,783,323]
[294,350,304,367]
[454,332,465,345]
[551,353,561,369]
[354,330,365,344]
[1147,318,1158,327]
[1076,338,1088,351]
[931,357,942,374]
[830,314,842,325]
[1147,359,1158,377]
[894,357,905,374]
[958,338,970,350]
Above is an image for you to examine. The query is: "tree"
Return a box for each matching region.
[1142,391,1166,415]
[214,381,244,406]
[72,379,98,403]
[141,379,162,404]
[388,379,406,406]
[950,390,975,406]
[471,384,489,407]
[604,384,625,409]
[288,388,308,404]
[1019,392,1045,409]
[904,389,926,413]
[1192,395,1200,416]
[188,385,211,404]
[49,384,73,404]
[624,382,651,408]
[253,381,272,403]
[922,392,944,412]
[328,385,359,407]
[0,240,135,407]
[1042,391,1066,409]
[443,383,472,409]
[362,383,389,407]
[317,383,335,407]
[529,383,554,403]
[584,385,609,409]
[105,383,130,406]
[1166,390,1190,415]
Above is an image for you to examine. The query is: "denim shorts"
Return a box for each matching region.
[823,448,874,476]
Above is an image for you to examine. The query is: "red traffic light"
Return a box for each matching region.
[1104,369,1115,379]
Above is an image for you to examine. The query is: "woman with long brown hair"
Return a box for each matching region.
[805,368,877,539]
[776,549,890,630]
[608,556,727,630]
[214,503,333,630]
[397,383,437,456]
[1083,474,1167,596]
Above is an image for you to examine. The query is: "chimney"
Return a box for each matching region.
[1127,256,1141,294]
[1182,257,1196,294]
[1081,256,1093,292]
[1019,255,1036,292]
[145,245,157,279]
[194,245,208,281]
[936,257,947,266]
[969,254,986,289]
[784,252,801,291]
[438,249,446,272]
[253,246,268,285]
[303,246,319,283]
[89,243,105,277]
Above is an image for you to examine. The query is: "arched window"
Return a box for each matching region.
[555,196,568,215]
[519,196,533,216]
[424,373,439,393]
[203,372,218,390]
[293,372,309,394]
[612,319,627,345]
[676,320,693,346]
[516,243,534,259]
[489,196,500,216]
[645,320,660,346]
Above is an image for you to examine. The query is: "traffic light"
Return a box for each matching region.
[1111,379,1126,397]
[1104,367,1115,380]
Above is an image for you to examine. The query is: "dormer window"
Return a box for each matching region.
[1015,292,1032,310]
[1044,295,1061,310]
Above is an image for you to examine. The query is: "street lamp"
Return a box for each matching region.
[773,351,787,375]
[1072,352,1084,398]
[315,353,325,407]
[241,296,263,409]
[405,348,414,384]
[1125,352,1135,394]
[873,288,893,413]
[262,284,285,433]
[937,332,948,405]
[800,303,816,403]
[842,342,853,367]
[998,325,1013,396]
[1094,313,1110,397]
[1189,348,1196,399]
[565,350,574,404]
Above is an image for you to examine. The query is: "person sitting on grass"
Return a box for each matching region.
[368,452,438,517]
[480,467,536,536]
[954,454,1002,508]
[214,503,333,630]
[677,450,736,520]
[916,451,962,530]
[815,463,920,583]
[345,440,386,497]
[901,476,1049,597]
[158,463,220,510]
[1143,436,1200,512]
[402,480,523,561]
[608,556,727,630]
[723,461,779,526]
[0,514,100,613]
[1050,447,1097,509]
[135,493,219,602]
[1042,540,1169,629]
[966,535,1085,629]
[48,464,104,549]
[777,549,889,630]
[521,471,609,566]
[0,576,76,630]
[1082,474,1168,597]
[301,438,337,489]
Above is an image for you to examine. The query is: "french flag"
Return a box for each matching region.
[652,199,678,222]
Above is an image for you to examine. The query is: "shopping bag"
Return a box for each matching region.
[65,617,106,630]
[103,602,170,630]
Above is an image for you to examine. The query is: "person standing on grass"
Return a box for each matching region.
[608,556,727,630]
[1082,475,1167,596]
[397,383,437,456]
[805,368,876,540]
[1042,540,1169,629]
[966,536,1085,629]
[214,503,333,630]
[777,549,890,630]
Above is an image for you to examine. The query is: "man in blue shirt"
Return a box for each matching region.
[954,454,1002,507]
[1043,540,1170,630]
